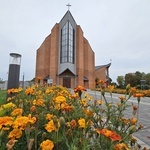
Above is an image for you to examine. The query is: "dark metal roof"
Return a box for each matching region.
[59,10,77,24]
[95,63,111,70]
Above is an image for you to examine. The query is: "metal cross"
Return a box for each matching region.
[66,3,71,10]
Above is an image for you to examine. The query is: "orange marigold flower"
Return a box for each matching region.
[40,139,54,150]
[61,103,74,111]
[45,120,56,132]
[70,119,77,128]
[78,118,86,128]
[30,106,36,113]
[133,93,144,98]
[74,85,86,93]
[114,143,129,150]
[130,87,136,94]
[122,118,128,125]
[25,87,35,95]
[129,117,137,125]
[11,108,23,116]
[98,80,105,85]
[13,115,36,129]
[95,128,121,141]
[8,128,22,139]
[33,99,45,107]
[119,96,126,101]
[0,116,13,129]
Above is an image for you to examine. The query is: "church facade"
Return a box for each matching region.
[35,10,111,89]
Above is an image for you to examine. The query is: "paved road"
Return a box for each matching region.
[86,90,150,148]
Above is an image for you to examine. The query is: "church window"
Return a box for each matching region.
[60,21,74,63]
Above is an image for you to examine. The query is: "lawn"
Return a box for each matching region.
[0,90,7,105]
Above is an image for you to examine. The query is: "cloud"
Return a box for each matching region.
[0,0,150,82]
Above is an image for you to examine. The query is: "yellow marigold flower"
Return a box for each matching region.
[78,118,85,128]
[97,100,103,105]
[3,102,16,109]
[8,128,22,139]
[46,114,54,121]
[79,98,88,107]
[0,116,13,129]
[55,96,66,104]
[28,114,36,124]
[11,108,23,116]
[108,85,114,91]
[45,120,56,132]
[114,143,129,150]
[84,109,94,117]
[40,139,54,150]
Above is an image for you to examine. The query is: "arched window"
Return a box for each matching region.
[60,21,74,63]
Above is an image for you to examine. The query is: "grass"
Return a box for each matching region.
[0,90,7,105]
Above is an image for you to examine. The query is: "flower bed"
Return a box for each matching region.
[0,83,148,150]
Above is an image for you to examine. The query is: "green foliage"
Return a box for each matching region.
[0,90,6,105]
[116,76,125,89]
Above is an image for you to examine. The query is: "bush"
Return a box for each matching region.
[0,84,148,150]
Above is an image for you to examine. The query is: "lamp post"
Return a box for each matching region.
[7,53,21,90]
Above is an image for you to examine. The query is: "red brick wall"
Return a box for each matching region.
[95,67,107,82]
[76,25,84,86]
[49,24,59,85]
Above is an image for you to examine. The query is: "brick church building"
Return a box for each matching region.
[35,10,111,89]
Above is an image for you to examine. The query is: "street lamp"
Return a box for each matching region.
[7,53,21,90]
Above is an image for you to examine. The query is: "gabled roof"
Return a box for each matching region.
[59,68,75,76]
[59,10,76,24]
[95,63,111,70]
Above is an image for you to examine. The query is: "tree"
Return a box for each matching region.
[125,73,137,87]
[0,78,4,83]
[116,76,125,88]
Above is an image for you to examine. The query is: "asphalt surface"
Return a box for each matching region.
[86,90,150,149]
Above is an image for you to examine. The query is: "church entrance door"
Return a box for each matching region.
[63,77,71,88]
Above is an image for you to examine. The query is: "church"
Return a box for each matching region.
[35,8,111,89]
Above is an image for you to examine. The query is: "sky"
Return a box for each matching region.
[0,0,150,82]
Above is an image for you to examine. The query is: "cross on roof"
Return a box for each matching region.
[66,3,71,10]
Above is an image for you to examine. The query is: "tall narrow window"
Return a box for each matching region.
[60,21,74,63]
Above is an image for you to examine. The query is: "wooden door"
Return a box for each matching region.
[63,78,71,88]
